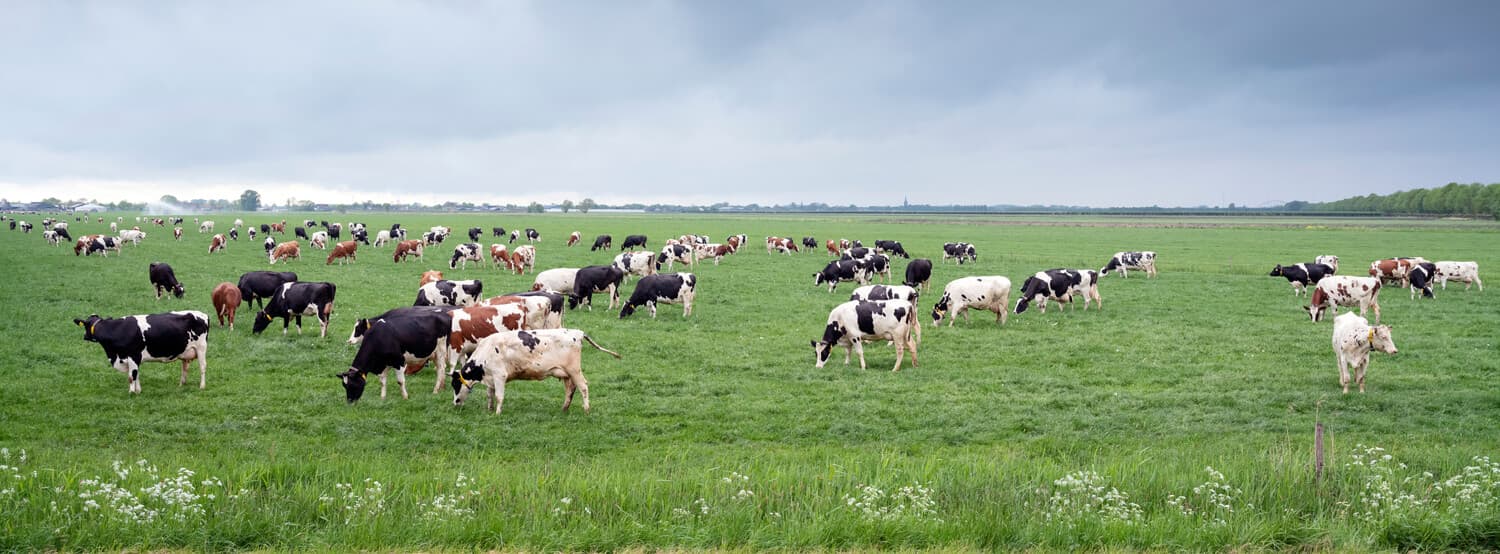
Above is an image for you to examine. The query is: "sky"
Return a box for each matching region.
[2,1,1498,208]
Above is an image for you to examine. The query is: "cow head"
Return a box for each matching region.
[450,362,484,405]
[1370,325,1398,354]
[74,315,104,342]
[348,318,371,344]
[931,293,951,325]
[810,340,833,368]
[252,310,275,334]
[1268,265,1285,277]
[619,303,637,318]
[1301,304,1327,322]
[335,369,366,403]
[1014,295,1035,314]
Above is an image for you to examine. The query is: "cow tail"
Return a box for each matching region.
[908,303,922,344]
[582,334,622,359]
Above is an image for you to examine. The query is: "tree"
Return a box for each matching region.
[239,189,261,212]
[579,198,596,213]
[527,202,545,213]
[560,199,574,213]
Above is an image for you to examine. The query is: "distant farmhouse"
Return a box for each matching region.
[71,203,108,213]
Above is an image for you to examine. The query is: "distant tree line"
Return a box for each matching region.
[1310,182,1500,218]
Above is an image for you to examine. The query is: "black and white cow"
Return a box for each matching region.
[498,290,567,330]
[237,271,298,309]
[54,227,73,241]
[849,284,918,303]
[874,240,910,259]
[862,253,893,283]
[1014,269,1079,314]
[468,227,483,241]
[348,305,459,344]
[656,243,695,270]
[1101,251,1157,278]
[591,234,613,251]
[351,227,368,245]
[904,258,933,291]
[613,251,657,283]
[252,282,337,337]
[415,279,484,307]
[508,230,520,244]
[294,227,309,240]
[1315,255,1340,274]
[932,276,1012,326]
[811,299,920,372]
[149,262,185,300]
[814,259,870,293]
[620,273,696,318]
[1269,263,1335,296]
[570,265,626,310]
[621,234,648,251]
[942,242,977,264]
[336,308,454,402]
[1058,269,1103,311]
[229,227,239,241]
[326,223,341,240]
[89,236,122,256]
[492,226,506,237]
[1407,262,1437,300]
[525,228,540,243]
[801,237,817,251]
[449,243,485,269]
[74,310,210,394]
[263,236,276,254]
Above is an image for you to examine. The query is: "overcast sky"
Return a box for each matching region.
[3,2,1497,208]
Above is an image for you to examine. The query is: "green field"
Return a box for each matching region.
[1,213,1497,551]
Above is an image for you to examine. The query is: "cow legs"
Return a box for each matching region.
[180,359,190,386]
[891,336,905,372]
[198,352,207,389]
[489,379,506,414]
[854,339,867,370]
[683,297,692,317]
[378,371,388,399]
[1371,303,1381,325]
[395,370,409,399]
[1355,360,1368,394]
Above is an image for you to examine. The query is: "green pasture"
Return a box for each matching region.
[0,212,1496,551]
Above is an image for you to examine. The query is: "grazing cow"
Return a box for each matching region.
[415,279,484,307]
[861,253,893,283]
[173,227,183,241]
[348,306,459,345]
[269,241,300,264]
[525,228,540,243]
[263,236,276,254]
[620,234,648,251]
[149,262,185,300]
[252,281,337,337]
[1100,251,1157,278]
[390,223,402,234]
[237,271,298,308]
[1331,312,1398,394]
[468,227,483,242]
[509,245,536,275]
[326,241,358,265]
[1014,269,1078,314]
[942,242,977,265]
[445,302,530,387]
[420,270,444,287]
[233,218,244,227]
[567,231,581,247]
[873,240,910,259]
[569,265,625,310]
[1304,275,1383,323]
[374,230,391,247]
[171,217,184,226]
[826,239,841,256]
[1368,258,1413,288]
[932,276,1012,326]
[613,251,657,283]
[211,283,242,330]
[509,230,519,244]
[657,244,695,270]
[812,299,920,372]
[229,228,238,241]
[394,228,408,241]
[73,311,210,394]
[309,231,329,249]
[449,243,485,269]
[18,221,31,233]
[155,218,166,227]
[44,230,61,245]
[695,243,733,266]
[1057,269,1103,311]
[492,226,506,237]
[620,273,696,318]
[904,258,933,291]
[1406,262,1437,300]
[119,229,146,245]
[489,244,510,269]
[1316,255,1340,274]
[815,259,870,292]
[1433,261,1482,291]
[208,234,227,253]
[591,234,613,251]
[199,220,215,233]
[765,237,797,254]
[110,221,118,232]
[449,329,620,414]
[802,237,818,251]
[335,308,454,402]
[350,228,366,245]
[304,219,317,228]
[248,228,257,240]
[849,284,918,303]
[532,268,579,295]
[495,291,565,330]
[1270,263,1335,296]
[326,224,342,241]
[294,227,309,240]
[393,240,424,263]
[260,223,271,234]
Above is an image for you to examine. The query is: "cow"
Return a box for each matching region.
[445,302,530,391]
[237,271,298,309]
[51,226,72,242]
[211,283,242,330]
[1100,251,1157,278]
[233,218,244,227]
[390,223,402,234]
[326,241,357,265]
[468,227,483,242]
[931,276,1011,326]
[373,230,392,247]
[269,241,300,264]
[532,268,579,295]
[873,240,910,259]
[173,227,183,241]
[348,305,459,345]
[1056,269,1103,311]
[1304,275,1383,323]
[942,242,977,265]
[904,259,933,291]
[815,259,870,293]
[415,279,484,307]
[326,224,342,241]
[1433,261,1482,291]
[620,234,648,251]
[620,273,696,318]
[1406,262,1437,300]
[248,227,257,240]
[825,239,841,256]
[171,217,184,226]
[801,237,818,252]
[1331,312,1398,394]
[393,240,424,263]
[260,223,271,234]
[44,230,61,245]
[695,243,734,266]
[509,245,536,275]
[228,228,238,241]
[350,228,367,245]
[657,244,695,270]
[495,291,565,330]
[419,270,445,287]
[304,219,317,228]
[252,281,337,337]
[861,253,893,283]
[148,262,185,300]
[204,233,225,254]
[489,244,510,269]
[18,221,31,233]
[294,227,309,241]
[449,243,484,270]
[155,218,167,227]
[74,311,210,394]
[525,228,540,243]
[591,234,613,251]
[492,227,506,237]
[567,231,581,247]
[1368,258,1413,288]
[569,265,625,310]
[335,307,454,402]
[263,236,276,254]
[1315,255,1340,274]
[448,329,621,414]
[811,299,920,372]
[849,284,918,304]
[199,220,215,233]
[1014,269,1078,314]
[765,237,796,255]
[309,231,329,250]
[613,251,657,283]
[1270,263,1335,296]
[509,230,520,244]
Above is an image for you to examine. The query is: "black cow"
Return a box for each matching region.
[8,221,14,230]
[55,227,72,241]
[525,228,540,242]
[1269,263,1335,296]
[874,240,910,258]
[621,235,648,251]
[620,273,697,318]
[348,306,459,344]
[327,223,341,240]
[468,227,483,241]
[591,234,613,251]
[943,242,977,264]
[336,308,454,403]
[252,281,336,337]
[391,223,402,234]
[294,227,309,240]
[74,310,210,394]
[492,226,506,237]
[149,262,185,300]
[801,237,817,251]
[844,246,871,259]
[260,223,270,234]
[1014,269,1078,314]
[1408,262,1437,299]
[815,259,868,293]
[570,265,625,310]
[415,279,484,307]
[904,259,933,290]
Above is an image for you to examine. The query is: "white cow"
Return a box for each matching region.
[1434,261,1482,291]
[812,299,921,372]
[1315,255,1340,274]
[449,329,621,414]
[1305,275,1383,323]
[310,231,329,249]
[373,230,391,247]
[1331,312,1398,394]
[120,229,146,245]
[532,268,580,295]
[199,220,215,233]
[931,276,1012,327]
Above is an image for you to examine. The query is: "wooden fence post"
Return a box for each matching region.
[1314,423,1326,481]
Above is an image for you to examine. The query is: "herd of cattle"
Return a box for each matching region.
[4,214,1487,408]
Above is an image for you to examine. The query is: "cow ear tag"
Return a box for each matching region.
[1368,329,1375,343]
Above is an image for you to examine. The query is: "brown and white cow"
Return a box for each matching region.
[489,244,510,269]
[310,231,329,250]
[173,227,183,241]
[487,292,563,330]
[393,240,424,263]
[445,301,529,393]
[765,237,797,255]
[211,282,242,330]
[1434,261,1482,292]
[269,241,300,264]
[825,239,841,256]
[1304,275,1382,323]
[326,241,357,265]
[208,234,227,254]
[449,329,621,414]
[1369,258,1416,288]
[509,245,536,275]
[1331,312,1397,394]
[419,270,444,287]
[567,231,581,247]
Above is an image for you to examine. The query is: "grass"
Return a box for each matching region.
[0,212,1497,551]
